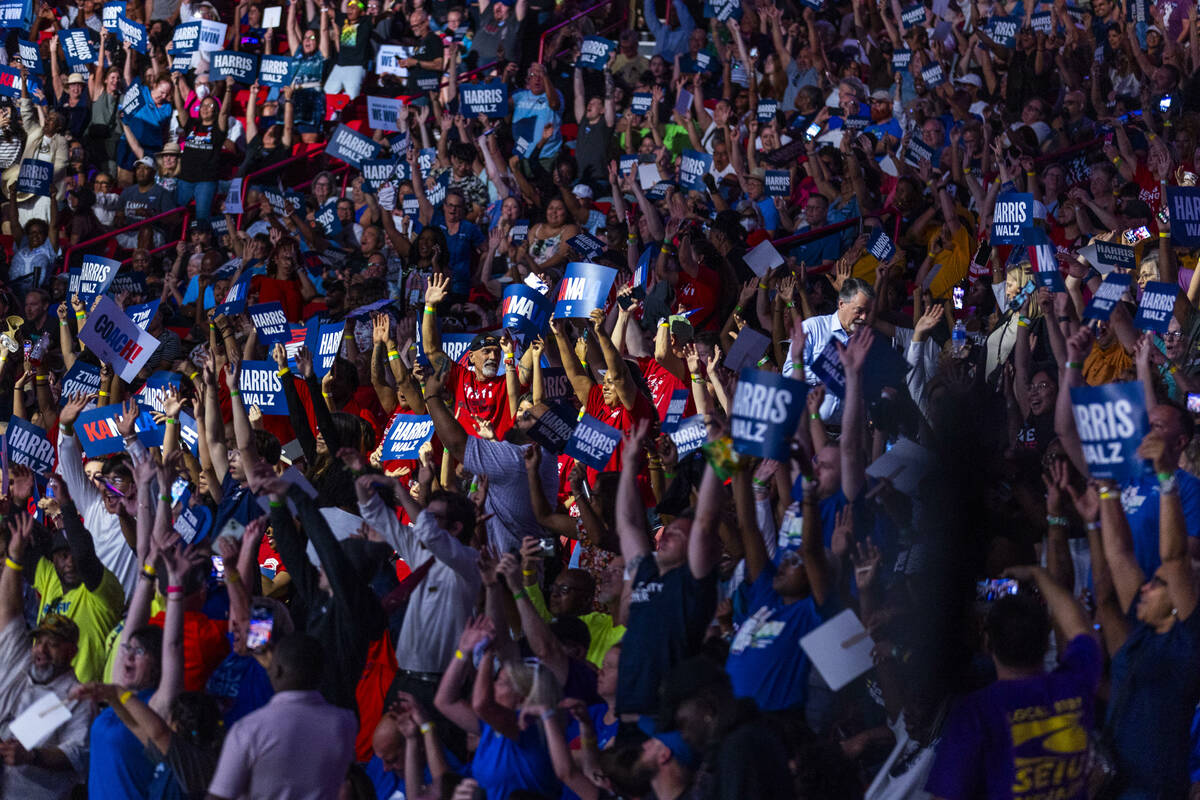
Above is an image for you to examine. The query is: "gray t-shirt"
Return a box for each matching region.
[463,436,558,553]
[471,4,521,65]
[782,60,820,113]
[118,183,170,223]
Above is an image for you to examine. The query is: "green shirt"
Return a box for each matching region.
[527,584,625,668]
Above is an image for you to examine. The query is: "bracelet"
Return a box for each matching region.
[522,569,536,577]
[1025,171,1035,177]
[424,306,437,315]
[1159,231,1169,238]
[454,648,466,661]
[1016,318,1030,329]
[188,372,199,382]
[786,301,795,309]
[732,305,742,315]
[1046,515,1068,527]
[4,557,22,572]
[1085,521,1101,532]
[166,585,183,594]
[1160,474,1178,495]
[419,722,434,735]
[513,588,528,602]
[119,690,133,705]
[230,389,241,397]
[59,321,69,327]
[387,351,399,361]
[690,372,703,382]
[142,564,156,577]
[35,375,47,382]
[757,282,767,289]
[75,311,85,320]
[540,708,556,721]
[164,418,178,425]
[159,494,171,502]
[751,476,768,487]
[809,413,820,420]
[1098,488,1117,501]
[277,367,291,377]
[98,390,108,397]
[1112,156,1121,165]
[1065,361,1083,370]
[268,500,284,509]
[660,245,675,256]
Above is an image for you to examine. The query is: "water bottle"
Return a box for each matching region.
[952,320,967,358]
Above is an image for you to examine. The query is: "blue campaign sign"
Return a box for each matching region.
[891,49,912,70]
[6,417,55,475]
[568,233,606,261]
[258,54,295,87]
[764,169,789,197]
[249,301,291,344]
[176,502,213,544]
[459,80,508,118]
[442,334,474,365]
[731,369,807,460]
[810,341,846,398]
[17,39,42,74]
[237,361,287,414]
[134,406,165,449]
[326,123,381,167]
[618,154,639,178]
[756,98,779,123]
[564,414,622,470]
[526,403,577,453]
[110,270,146,296]
[540,366,573,403]
[1030,10,1053,31]
[16,158,51,196]
[59,30,95,69]
[992,192,1034,244]
[126,299,160,329]
[380,414,435,459]
[210,50,257,83]
[1167,186,1200,247]
[1083,273,1131,322]
[0,0,29,28]
[512,117,537,158]
[630,93,651,115]
[169,20,201,55]
[678,149,712,192]
[305,320,344,377]
[575,36,614,70]
[669,415,707,457]
[138,371,181,414]
[178,411,200,456]
[120,83,144,116]
[74,406,126,457]
[1070,381,1149,483]
[1095,241,1135,270]
[920,62,945,88]
[660,388,689,433]
[117,14,147,53]
[1134,280,1177,333]
[314,199,341,236]
[361,158,401,192]
[1028,237,1064,292]
[554,262,617,318]
[60,362,101,406]
[988,15,1018,47]
[102,1,122,30]
[867,227,895,263]
[900,3,926,27]
[501,283,551,340]
[214,275,250,317]
[509,219,529,245]
[78,255,120,303]
[0,66,20,99]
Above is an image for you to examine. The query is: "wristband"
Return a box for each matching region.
[513,588,528,602]
[786,301,795,309]
[424,306,436,315]
[119,690,133,705]
[98,390,108,397]
[540,708,556,721]
[277,367,291,377]
[4,557,22,572]
[387,350,399,358]
[230,390,241,397]
[809,413,820,420]
[159,494,171,502]
[1046,515,1068,527]
[1160,474,1179,494]
[1085,521,1101,532]
[1159,231,1169,238]
[752,476,768,487]
[188,372,199,382]
[1112,156,1121,165]
[75,311,85,320]
[690,373,703,382]
[1098,488,1117,501]
[60,321,69,327]
[1017,317,1030,329]
[419,722,434,735]
[35,375,47,382]
[1025,171,1035,177]
[522,569,536,577]
[166,585,183,594]
[141,564,156,577]
[1065,361,1083,370]
[269,500,284,509]
[757,282,767,289]
[164,418,178,425]
[454,649,466,661]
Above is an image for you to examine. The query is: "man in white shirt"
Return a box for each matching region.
[783,277,875,422]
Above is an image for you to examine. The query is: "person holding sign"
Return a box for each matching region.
[321,0,373,100]
[0,511,93,798]
[170,72,233,220]
[512,63,564,167]
[5,182,57,294]
[285,0,329,141]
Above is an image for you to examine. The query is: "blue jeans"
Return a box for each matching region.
[177,179,217,220]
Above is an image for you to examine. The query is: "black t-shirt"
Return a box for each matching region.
[335,15,374,68]
[180,120,226,182]
[574,116,611,189]
[616,556,717,715]
[408,31,443,94]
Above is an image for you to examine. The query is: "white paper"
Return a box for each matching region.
[262,6,282,27]
[865,437,935,496]
[637,163,661,190]
[9,693,72,751]
[375,44,411,78]
[197,19,227,53]
[255,465,318,516]
[743,239,784,277]
[306,507,365,565]
[799,609,875,691]
[723,327,771,373]
[222,178,243,214]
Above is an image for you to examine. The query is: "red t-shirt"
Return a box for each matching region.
[148,610,230,692]
[257,536,287,580]
[253,276,305,322]
[675,264,721,329]
[584,383,656,473]
[450,361,513,439]
[638,357,696,425]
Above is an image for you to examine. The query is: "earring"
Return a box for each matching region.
[1172,608,1179,617]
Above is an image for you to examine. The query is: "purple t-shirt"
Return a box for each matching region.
[925,635,1103,800]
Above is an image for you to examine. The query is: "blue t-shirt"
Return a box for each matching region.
[206,651,274,726]
[89,688,157,800]
[726,562,831,711]
[788,227,843,268]
[755,196,781,235]
[212,473,263,543]
[512,88,564,159]
[1122,468,1200,578]
[126,84,174,151]
[430,212,485,295]
[468,720,560,799]
[864,117,903,145]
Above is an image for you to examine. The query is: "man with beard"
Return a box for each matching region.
[0,508,94,798]
[784,278,876,422]
[421,273,514,438]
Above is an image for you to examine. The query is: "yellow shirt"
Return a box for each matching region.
[527,584,625,668]
[1083,339,1134,386]
[924,222,974,300]
[35,558,124,683]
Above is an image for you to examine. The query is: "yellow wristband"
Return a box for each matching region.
[277,368,290,377]
[98,390,109,397]
[119,690,133,705]
[141,563,156,577]
[454,649,465,661]
[5,557,22,572]
[75,311,85,319]
[419,722,434,735]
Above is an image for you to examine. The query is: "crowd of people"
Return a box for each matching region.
[0,0,1196,797]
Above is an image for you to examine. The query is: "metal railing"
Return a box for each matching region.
[62,205,191,272]
[235,143,330,228]
[771,217,862,273]
[538,0,625,63]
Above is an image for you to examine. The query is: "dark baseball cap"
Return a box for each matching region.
[468,333,500,351]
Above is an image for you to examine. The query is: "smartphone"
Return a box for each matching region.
[1188,393,1200,414]
[1104,131,1113,145]
[972,241,992,270]
[1008,278,1036,312]
[538,538,556,556]
[1157,206,1170,226]
[804,122,821,141]
[211,555,225,583]
[246,605,274,649]
[1124,225,1151,244]
[670,318,695,343]
[617,293,634,310]
[1159,94,1172,113]
[952,285,965,310]
[975,578,1019,603]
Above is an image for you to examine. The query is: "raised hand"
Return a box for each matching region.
[424,272,449,306]
[850,537,881,591]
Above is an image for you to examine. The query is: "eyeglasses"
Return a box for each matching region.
[120,643,149,657]
[549,583,578,596]
[1028,382,1054,391]
[1162,331,1184,340]
[94,179,111,186]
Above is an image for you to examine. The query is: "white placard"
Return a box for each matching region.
[864,437,936,496]
[743,239,784,277]
[799,609,875,691]
[9,693,72,751]
[262,6,281,27]
[222,177,243,214]
[306,507,365,566]
[197,19,227,52]
[637,163,660,190]
[78,296,161,383]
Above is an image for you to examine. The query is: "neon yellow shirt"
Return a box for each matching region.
[527,584,625,668]
[35,558,124,683]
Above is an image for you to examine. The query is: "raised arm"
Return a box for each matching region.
[549,316,594,406]
[1141,431,1198,620]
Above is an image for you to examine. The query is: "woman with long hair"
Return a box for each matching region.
[171,73,233,220]
[253,235,317,321]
